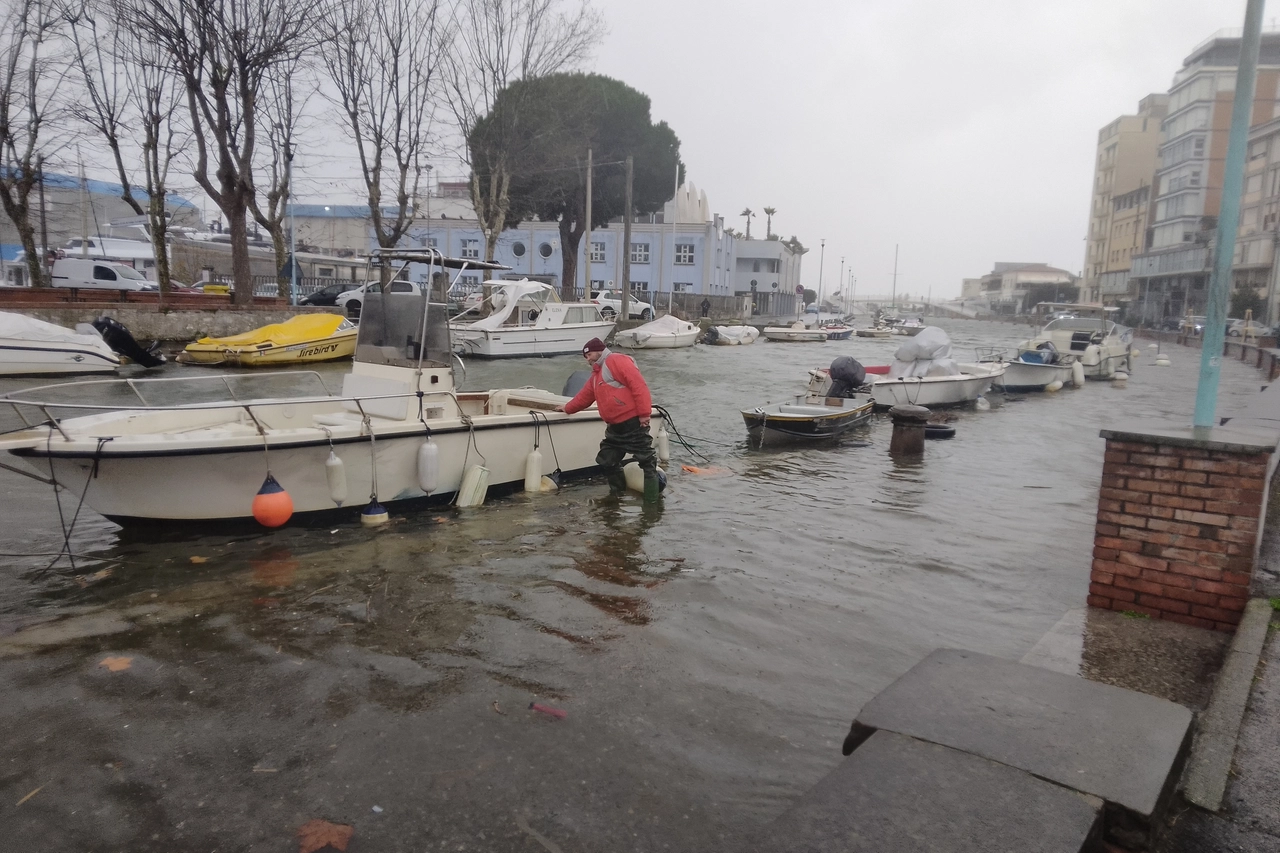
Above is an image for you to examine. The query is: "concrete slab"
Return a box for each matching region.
[1098,422,1278,454]
[1181,598,1274,811]
[749,731,1103,853]
[847,649,1193,818]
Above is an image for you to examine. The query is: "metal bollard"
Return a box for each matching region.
[888,404,930,458]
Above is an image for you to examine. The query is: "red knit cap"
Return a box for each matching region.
[582,338,606,354]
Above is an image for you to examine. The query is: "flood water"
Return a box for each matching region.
[0,319,1266,851]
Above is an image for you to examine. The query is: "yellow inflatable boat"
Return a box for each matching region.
[177,314,357,367]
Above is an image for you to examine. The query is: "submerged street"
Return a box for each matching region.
[0,319,1267,851]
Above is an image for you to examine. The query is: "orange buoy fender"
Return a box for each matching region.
[252,473,294,527]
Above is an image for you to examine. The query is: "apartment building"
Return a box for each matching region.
[1128,30,1280,321]
[1082,95,1167,307]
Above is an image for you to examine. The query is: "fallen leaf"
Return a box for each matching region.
[297,818,354,853]
[189,556,208,564]
[492,701,507,715]
[99,656,132,672]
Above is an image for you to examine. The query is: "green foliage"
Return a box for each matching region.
[803,288,816,304]
[1269,596,1279,612]
[1229,288,1266,321]
[1120,609,1150,619]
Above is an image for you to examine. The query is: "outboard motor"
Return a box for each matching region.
[91,316,166,368]
[561,369,592,397]
[827,355,867,397]
[703,326,720,345]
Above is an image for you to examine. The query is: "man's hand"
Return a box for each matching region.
[639,417,650,428]
[553,405,565,413]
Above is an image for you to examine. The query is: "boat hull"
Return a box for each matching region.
[855,329,893,338]
[762,327,828,342]
[613,331,699,349]
[451,321,615,357]
[742,398,873,442]
[0,340,120,375]
[8,406,619,523]
[998,360,1075,392]
[177,331,357,367]
[868,364,1004,409]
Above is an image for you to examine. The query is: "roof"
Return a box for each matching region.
[7,168,198,210]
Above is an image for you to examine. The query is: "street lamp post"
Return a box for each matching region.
[286,139,297,305]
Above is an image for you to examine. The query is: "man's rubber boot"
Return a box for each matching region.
[607,469,628,495]
[643,473,661,504]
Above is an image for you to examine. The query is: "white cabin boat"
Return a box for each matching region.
[704,325,759,345]
[613,315,699,349]
[763,321,827,343]
[1017,304,1133,379]
[450,280,614,358]
[0,312,120,376]
[0,254,644,525]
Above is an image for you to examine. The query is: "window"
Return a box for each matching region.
[675,243,694,264]
[564,307,587,323]
[674,282,693,292]
[388,281,415,293]
[318,267,335,278]
[461,239,480,259]
[590,241,605,262]
[459,274,480,286]
[419,235,438,249]
[93,265,117,281]
[590,279,606,290]
[538,242,554,258]
[630,243,650,264]
[631,280,649,291]
[511,241,526,257]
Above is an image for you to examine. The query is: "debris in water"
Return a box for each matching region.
[529,702,567,719]
[297,818,354,853]
[492,701,507,715]
[99,656,132,672]
[189,556,208,564]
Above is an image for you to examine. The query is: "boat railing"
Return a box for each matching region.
[975,346,1007,363]
[0,377,464,436]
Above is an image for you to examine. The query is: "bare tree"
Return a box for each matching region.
[0,0,70,287]
[322,0,444,279]
[112,0,321,305]
[442,0,604,261]
[249,58,309,297]
[66,1,186,292]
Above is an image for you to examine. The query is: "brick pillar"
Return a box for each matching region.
[1091,426,1276,631]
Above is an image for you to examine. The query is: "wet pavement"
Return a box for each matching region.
[0,320,1274,851]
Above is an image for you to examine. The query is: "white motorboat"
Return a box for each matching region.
[0,253,648,525]
[703,325,759,345]
[809,326,1004,409]
[978,347,1080,392]
[1017,303,1134,379]
[613,314,699,349]
[763,321,827,343]
[0,311,121,376]
[450,279,614,358]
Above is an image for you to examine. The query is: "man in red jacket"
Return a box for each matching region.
[555,337,660,502]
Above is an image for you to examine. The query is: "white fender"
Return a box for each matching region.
[656,423,671,463]
[524,448,543,493]
[1071,361,1085,387]
[325,451,347,506]
[417,438,439,494]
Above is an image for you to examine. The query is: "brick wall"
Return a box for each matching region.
[1090,435,1271,631]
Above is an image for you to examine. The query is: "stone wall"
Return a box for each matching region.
[1091,426,1276,631]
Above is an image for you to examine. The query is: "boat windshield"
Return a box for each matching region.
[355,291,452,368]
[1043,317,1110,333]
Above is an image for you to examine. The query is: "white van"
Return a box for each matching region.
[50,258,151,291]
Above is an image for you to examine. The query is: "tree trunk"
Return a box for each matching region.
[559,214,584,302]
[148,193,171,295]
[18,211,43,290]
[227,195,254,306]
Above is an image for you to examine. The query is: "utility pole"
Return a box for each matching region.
[285,138,297,305]
[621,155,633,323]
[891,243,899,307]
[817,239,826,318]
[1195,0,1263,429]
[668,162,678,314]
[583,149,592,298]
[37,155,48,287]
[79,160,89,257]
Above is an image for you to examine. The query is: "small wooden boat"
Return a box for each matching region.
[742,396,873,444]
[763,321,827,343]
[855,327,893,339]
[177,314,357,367]
[822,324,854,340]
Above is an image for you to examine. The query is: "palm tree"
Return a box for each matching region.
[763,207,776,239]
[740,208,754,240]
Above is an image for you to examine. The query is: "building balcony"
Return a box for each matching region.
[1130,246,1210,278]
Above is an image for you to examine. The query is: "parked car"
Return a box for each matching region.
[139,280,200,293]
[49,258,151,291]
[1227,318,1275,338]
[337,279,421,320]
[589,289,653,320]
[300,282,352,307]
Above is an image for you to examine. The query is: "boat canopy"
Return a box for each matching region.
[193,314,350,347]
[0,311,112,347]
[455,280,561,331]
[1033,302,1118,319]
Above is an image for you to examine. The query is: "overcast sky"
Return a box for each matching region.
[585,0,1249,299]
[81,0,1250,299]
